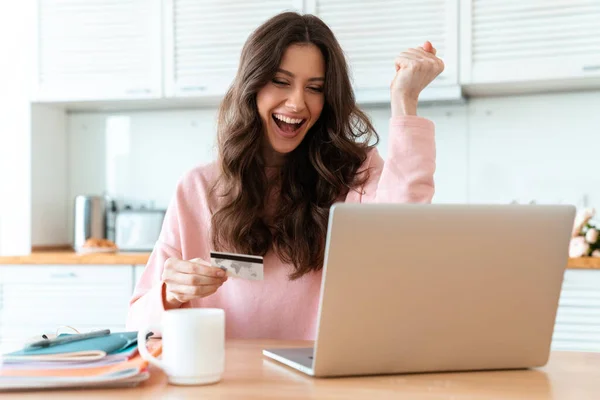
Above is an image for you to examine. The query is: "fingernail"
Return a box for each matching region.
[217,270,226,277]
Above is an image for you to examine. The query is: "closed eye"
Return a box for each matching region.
[272,79,288,86]
[308,86,324,93]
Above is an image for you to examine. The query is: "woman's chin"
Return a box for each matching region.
[267,134,304,155]
[270,143,298,155]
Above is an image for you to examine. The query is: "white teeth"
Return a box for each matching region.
[274,114,304,124]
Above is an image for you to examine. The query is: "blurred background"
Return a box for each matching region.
[1,1,599,352]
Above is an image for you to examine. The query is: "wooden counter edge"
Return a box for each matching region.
[0,249,151,265]
[0,249,599,269]
[567,257,600,269]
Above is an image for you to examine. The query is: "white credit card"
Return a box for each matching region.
[210,251,264,281]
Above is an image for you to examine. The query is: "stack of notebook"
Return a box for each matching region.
[0,331,161,391]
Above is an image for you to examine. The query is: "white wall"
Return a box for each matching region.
[67,108,219,207]
[31,105,68,246]
[64,108,219,244]
[467,91,599,207]
[39,89,599,246]
[0,1,34,255]
[63,104,468,213]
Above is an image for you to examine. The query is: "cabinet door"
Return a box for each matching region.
[552,270,600,352]
[33,0,162,102]
[0,265,132,352]
[311,0,460,103]
[164,0,303,98]
[461,0,600,87]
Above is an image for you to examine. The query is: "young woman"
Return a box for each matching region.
[127,12,443,339]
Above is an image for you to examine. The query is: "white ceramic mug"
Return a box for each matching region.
[137,308,225,385]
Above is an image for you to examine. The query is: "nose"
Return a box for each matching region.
[285,87,306,113]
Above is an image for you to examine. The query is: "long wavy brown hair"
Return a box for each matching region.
[211,12,379,280]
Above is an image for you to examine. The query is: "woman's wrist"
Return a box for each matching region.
[162,284,183,310]
[391,94,418,117]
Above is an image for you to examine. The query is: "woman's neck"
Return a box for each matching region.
[262,143,285,168]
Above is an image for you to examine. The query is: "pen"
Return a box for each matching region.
[25,329,111,350]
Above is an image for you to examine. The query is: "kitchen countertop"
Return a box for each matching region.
[0,247,151,265]
[0,249,598,269]
[567,257,600,269]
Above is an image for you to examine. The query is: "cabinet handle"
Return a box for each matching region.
[49,272,77,279]
[125,88,152,95]
[582,65,600,72]
[181,85,207,92]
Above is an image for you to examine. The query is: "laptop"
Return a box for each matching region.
[263,203,575,377]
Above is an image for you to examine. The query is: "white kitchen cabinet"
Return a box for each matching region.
[309,0,461,103]
[33,0,163,102]
[552,269,600,352]
[164,0,303,98]
[460,0,600,92]
[0,265,133,352]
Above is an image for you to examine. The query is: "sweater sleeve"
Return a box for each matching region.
[359,115,436,204]
[125,180,186,332]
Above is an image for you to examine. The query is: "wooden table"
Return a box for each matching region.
[4,340,600,399]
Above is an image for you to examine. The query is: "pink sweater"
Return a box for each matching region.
[127,115,436,340]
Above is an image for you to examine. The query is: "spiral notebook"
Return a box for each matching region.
[0,332,161,391]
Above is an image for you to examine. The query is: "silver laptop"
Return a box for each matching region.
[263,203,575,377]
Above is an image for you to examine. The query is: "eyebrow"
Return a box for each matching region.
[277,68,325,82]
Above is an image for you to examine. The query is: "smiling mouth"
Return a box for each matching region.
[272,114,307,137]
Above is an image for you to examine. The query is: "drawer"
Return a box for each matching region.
[551,340,600,352]
[559,294,600,308]
[552,328,600,342]
[0,265,133,284]
[562,269,600,288]
[0,265,133,334]
[0,282,131,322]
[0,310,129,327]
[551,270,600,352]
[555,308,600,325]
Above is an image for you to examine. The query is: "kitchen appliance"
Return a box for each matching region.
[73,195,115,250]
[115,209,165,252]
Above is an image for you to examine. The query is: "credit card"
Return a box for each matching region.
[210,251,264,280]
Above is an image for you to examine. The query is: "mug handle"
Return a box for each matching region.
[137,326,166,371]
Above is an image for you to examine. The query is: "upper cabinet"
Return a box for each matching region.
[460,0,600,91]
[33,0,600,106]
[310,0,460,103]
[33,0,162,102]
[164,0,302,98]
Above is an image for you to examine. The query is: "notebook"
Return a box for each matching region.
[0,331,161,391]
[1,332,139,362]
[0,343,160,391]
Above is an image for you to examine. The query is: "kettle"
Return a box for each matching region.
[73,195,116,250]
